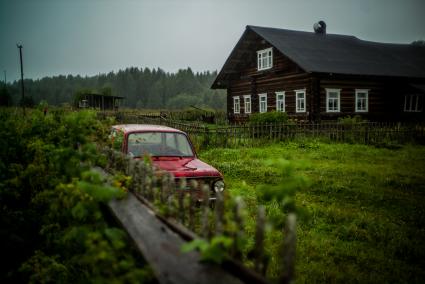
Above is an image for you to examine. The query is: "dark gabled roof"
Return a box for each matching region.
[212,25,425,89]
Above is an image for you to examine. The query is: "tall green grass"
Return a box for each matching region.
[199,140,425,283]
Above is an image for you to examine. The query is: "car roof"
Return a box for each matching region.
[112,124,186,134]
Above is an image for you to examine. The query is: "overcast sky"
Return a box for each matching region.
[1,0,425,82]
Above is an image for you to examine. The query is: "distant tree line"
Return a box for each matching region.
[1,67,226,110]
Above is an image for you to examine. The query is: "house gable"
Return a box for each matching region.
[211,27,305,89]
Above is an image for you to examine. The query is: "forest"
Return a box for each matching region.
[0,67,226,110]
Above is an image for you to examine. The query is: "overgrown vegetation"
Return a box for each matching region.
[249,111,291,124]
[337,115,367,125]
[199,140,425,283]
[3,106,425,283]
[0,108,154,283]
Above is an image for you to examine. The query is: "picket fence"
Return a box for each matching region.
[102,147,296,283]
[101,112,425,148]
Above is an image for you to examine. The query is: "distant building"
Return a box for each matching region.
[76,93,124,110]
[212,23,425,122]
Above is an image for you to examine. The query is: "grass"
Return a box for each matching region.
[199,139,425,283]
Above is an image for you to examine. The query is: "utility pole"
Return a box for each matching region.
[3,70,5,85]
[17,44,25,115]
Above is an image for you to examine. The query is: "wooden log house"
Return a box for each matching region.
[211,23,425,122]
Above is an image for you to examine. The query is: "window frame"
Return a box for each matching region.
[243,95,251,114]
[257,47,273,71]
[355,89,369,112]
[295,89,306,113]
[233,96,240,114]
[404,94,423,112]
[276,91,285,112]
[326,88,341,113]
[258,93,268,113]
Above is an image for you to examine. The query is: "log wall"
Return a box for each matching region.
[224,33,425,122]
[227,68,425,122]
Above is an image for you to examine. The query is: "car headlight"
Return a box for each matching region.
[213,180,225,192]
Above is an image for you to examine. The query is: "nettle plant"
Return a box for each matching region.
[1,109,155,283]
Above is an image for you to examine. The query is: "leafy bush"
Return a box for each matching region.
[181,236,234,264]
[249,111,290,124]
[337,115,367,125]
[0,109,154,283]
[169,108,216,122]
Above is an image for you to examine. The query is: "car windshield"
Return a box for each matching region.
[127,131,194,157]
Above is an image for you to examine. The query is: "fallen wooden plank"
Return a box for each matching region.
[108,192,243,284]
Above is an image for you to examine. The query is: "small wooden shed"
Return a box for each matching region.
[77,93,124,110]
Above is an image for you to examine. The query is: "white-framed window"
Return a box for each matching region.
[258,93,267,113]
[295,89,306,113]
[355,89,369,112]
[326,88,341,112]
[276,91,285,112]
[233,96,240,114]
[244,95,251,114]
[257,47,273,71]
[404,94,423,112]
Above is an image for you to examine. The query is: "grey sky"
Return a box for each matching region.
[1,0,424,82]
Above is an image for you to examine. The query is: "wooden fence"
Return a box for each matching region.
[102,148,296,283]
[98,110,227,125]
[199,122,425,147]
[101,112,425,148]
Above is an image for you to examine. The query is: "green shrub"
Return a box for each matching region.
[337,115,367,125]
[169,108,216,122]
[249,111,290,124]
[0,109,154,283]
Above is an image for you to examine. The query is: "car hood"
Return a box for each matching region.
[150,157,222,178]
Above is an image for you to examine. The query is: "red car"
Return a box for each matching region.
[110,124,224,199]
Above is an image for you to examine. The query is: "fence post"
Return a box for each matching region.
[254,205,266,275]
[215,190,224,235]
[201,184,210,238]
[280,213,296,284]
[132,161,141,193]
[178,179,186,224]
[232,196,245,258]
[203,126,210,149]
[188,189,195,231]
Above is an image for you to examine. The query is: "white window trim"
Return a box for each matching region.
[404,94,423,112]
[326,88,341,113]
[258,93,268,113]
[257,47,273,71]
[233,96,240,114]
[275,91,285,112]
[355,89,369,112]
[243,95,251,114]
[295,89,306,113]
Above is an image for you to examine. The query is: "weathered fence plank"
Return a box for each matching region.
[280,213,297,284]
[100,151,273,284]
[108,192,243,284]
